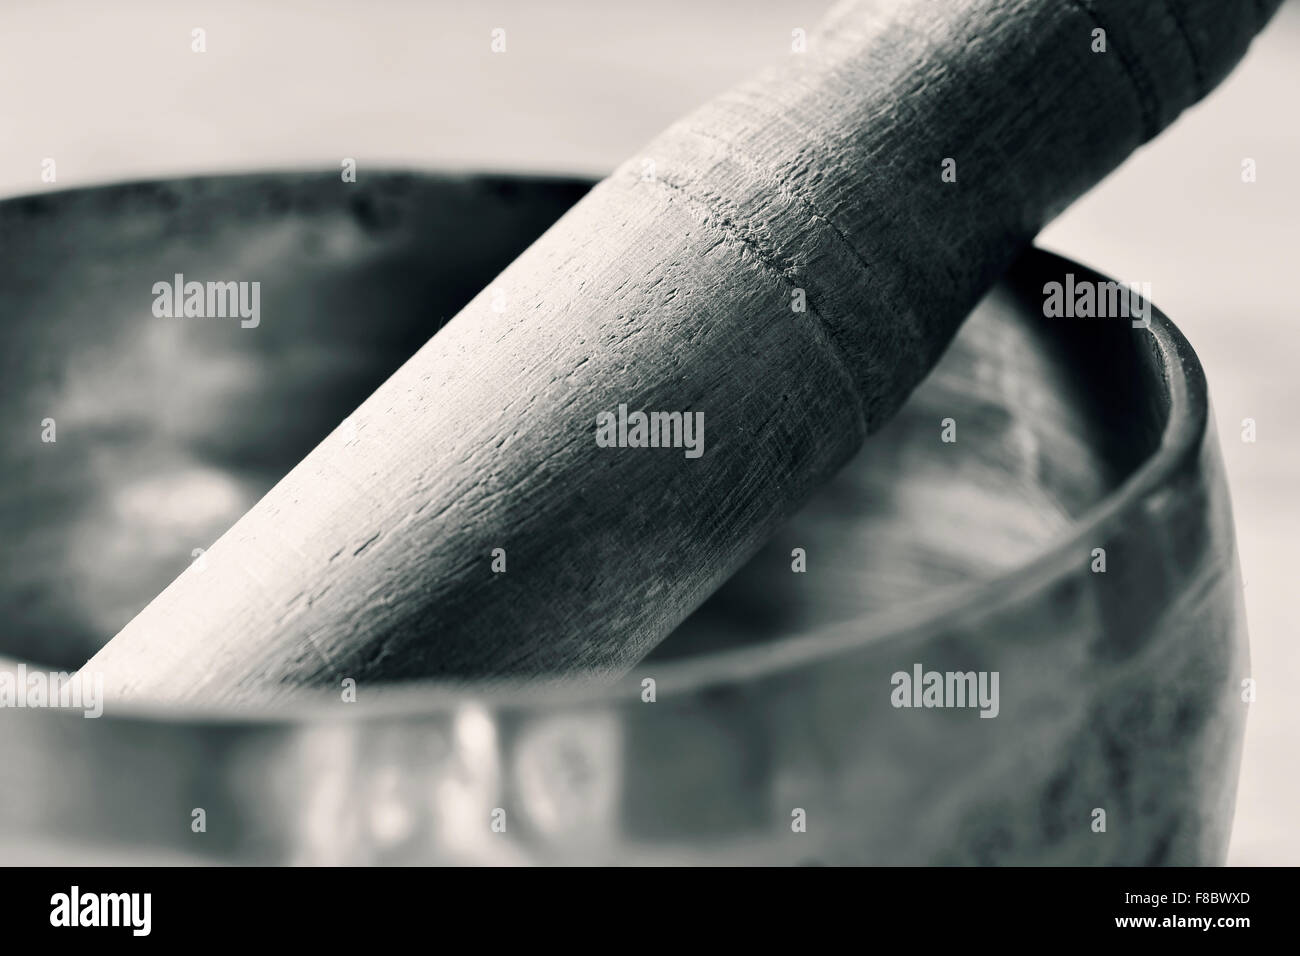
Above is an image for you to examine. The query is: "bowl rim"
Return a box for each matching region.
[300,247,1207,719]
[2,174,1209,725]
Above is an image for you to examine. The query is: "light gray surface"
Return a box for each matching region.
[0,0,1295,864]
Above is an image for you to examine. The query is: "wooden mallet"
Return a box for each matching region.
[84,0,1283,704]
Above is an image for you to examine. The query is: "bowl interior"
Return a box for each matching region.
[0,171,1166,673]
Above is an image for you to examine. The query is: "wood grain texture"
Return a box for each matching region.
[82,0,1282,703]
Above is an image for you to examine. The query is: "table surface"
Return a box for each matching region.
[1,0,1296,865]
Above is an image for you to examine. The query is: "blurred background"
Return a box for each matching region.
[0,0,1295,865]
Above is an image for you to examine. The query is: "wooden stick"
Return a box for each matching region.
[85,0,1282,704]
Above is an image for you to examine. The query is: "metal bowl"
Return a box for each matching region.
[0,172,1246,864]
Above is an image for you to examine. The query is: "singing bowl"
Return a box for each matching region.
[0,172,1246,864]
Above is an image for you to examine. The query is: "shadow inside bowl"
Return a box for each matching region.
[1,170,1162,672]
